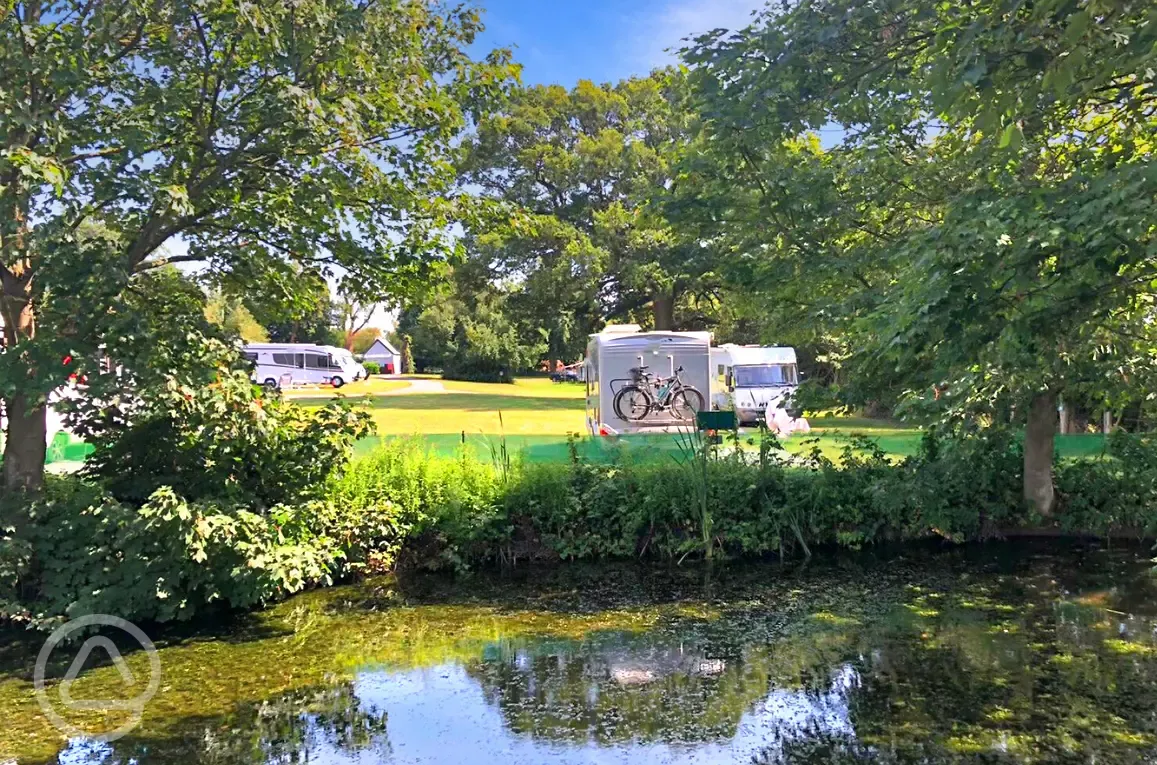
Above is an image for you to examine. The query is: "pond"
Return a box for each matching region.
[3,541,1156,764]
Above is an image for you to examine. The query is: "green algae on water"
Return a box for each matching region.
[3,542,1157,764]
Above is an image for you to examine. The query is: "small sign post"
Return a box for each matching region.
[696,410,736,445]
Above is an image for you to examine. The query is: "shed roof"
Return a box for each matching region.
[364,338,399,356]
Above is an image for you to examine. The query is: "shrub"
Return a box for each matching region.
[0,479,340,628]
[1056,432,1157,537]
[49,266,375,510]
[363,361,381,376]
[401,334,415,374]
[317,428,1060,569]
[327,427,1157,569]
[7,429,1155,630]
[71,358,372,509]
[899,428,1025,539]
[1,280,379,627]
[325,439,505,571]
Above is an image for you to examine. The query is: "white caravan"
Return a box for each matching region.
[711,344,800,425]
[334,347,368,381]
[584,325,712,435]
[243,343,365,390]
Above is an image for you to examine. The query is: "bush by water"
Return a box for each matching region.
[4,418,1156,629]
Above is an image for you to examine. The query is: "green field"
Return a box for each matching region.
[296,377,586,437]
[295,377,1110,463]
[34,376,1115,466]
[284,377,411,398]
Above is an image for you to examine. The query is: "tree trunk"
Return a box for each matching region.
[399,335,413,374]
[1024,390,1057,517]
[2,394,47,492]
[652,293,675,331]
[1,291,46,493]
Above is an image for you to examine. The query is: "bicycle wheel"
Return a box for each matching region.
[613,385,653,422]
[671,387,705,421]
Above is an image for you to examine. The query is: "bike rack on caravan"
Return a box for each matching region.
[584,325,712,436]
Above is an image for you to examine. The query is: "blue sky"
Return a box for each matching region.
[471,0,766,86]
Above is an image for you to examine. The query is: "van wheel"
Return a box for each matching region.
[331,376,345,389]
[263,378,279,392]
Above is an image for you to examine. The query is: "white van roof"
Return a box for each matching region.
[714,344,797,366]
[591,330,712,351]
[599,323,643,335]
[244,342,342,353]
[244,342,325,349]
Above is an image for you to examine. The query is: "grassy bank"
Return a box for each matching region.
[292,377,1111,462]
[325,430,1156,572]
[5,414,1149,633]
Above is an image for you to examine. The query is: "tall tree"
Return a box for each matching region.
[683,0,1157,514]
[402,273,543,382]
[335,292,378,351]
[204,290,268,343]
[349,327,382,355]
[0,1,513,490]
[459,71,714,339]
[236,270,335,344]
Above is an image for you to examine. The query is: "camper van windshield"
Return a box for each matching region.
[734,364,797,387]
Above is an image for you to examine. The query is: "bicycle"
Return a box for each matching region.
[612,365,706,422]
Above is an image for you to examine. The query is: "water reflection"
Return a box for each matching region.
[27,544,1157,764]
[56,685,390,764]
[351,659,857,764]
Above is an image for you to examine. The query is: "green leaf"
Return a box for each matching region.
[962,60,987,85]
[998,122,1022,150]
[1064,11,1090,44]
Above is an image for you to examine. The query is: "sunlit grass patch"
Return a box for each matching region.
[810,611,861,626]
[1104,638,1156,656]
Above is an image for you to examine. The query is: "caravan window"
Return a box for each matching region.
[304,353,330,370]
[242,352,258,364]
[734,364,798,387]
[272,353,296,367]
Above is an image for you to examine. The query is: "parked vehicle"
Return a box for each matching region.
[710,344,800,426]
[550,361,585,383]
[584,325,712,435]
[333,347,368,381]
[243,343,364,390]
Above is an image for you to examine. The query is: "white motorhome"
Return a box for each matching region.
[243,343,365,390]
[711,344,800,425]
[584,325,712,435]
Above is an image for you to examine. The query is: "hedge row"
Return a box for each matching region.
[4,430,1155,628]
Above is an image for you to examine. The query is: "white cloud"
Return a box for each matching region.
[622,0,766,72]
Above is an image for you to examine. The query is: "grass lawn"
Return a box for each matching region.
[292,376,1111,463]
[344,392,585,436]
[296,377,587,439]
[440,377,585,398]
[284,377,411,398]
[782,414,923,461]
[790,414,1108,461]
